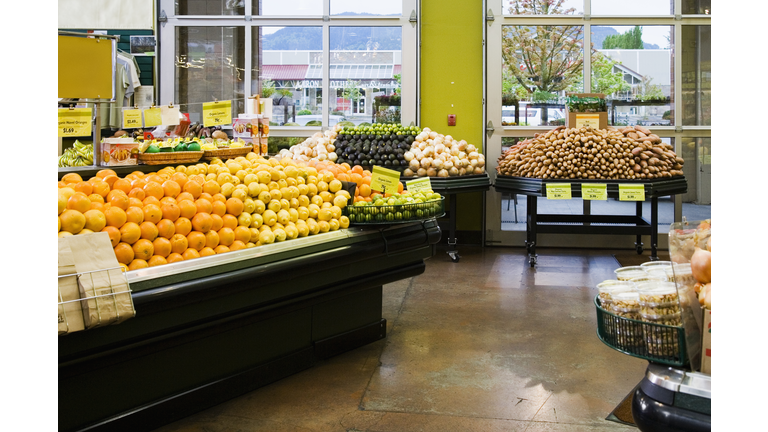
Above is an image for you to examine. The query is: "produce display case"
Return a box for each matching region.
[59,221,441,432]
[493,175,688,266]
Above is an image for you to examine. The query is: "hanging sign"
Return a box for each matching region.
[370,166,401,194]
[406,177,432,194]
[581,183,607,200]
[575,114,600,129]
[160,105,181,125]
[619,184,646,201]
[58,108,92,137]
[143,107,162,127]
[203,100,232,127]
[122,109,142,129]
[545,183,571,200]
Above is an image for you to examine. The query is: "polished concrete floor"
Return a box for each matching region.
[155,246,648,432]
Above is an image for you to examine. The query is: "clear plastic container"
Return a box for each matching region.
[630,274,667,285]
[644,268,670,282]
[615,327,644,348]
[615,266,647,281]
[597,280,636,307]
[640,260,673,271]
[610,291,641,319]
[640,311,682,327]
[644,333,680,357]
[665,263,697,288]
[636,281,681,316]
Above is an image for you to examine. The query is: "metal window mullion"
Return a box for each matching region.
[322,22,330,128]
[583,22,591,93]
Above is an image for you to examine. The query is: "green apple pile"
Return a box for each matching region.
[345,190,444,223]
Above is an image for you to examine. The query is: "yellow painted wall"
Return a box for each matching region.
[421,0,484,232]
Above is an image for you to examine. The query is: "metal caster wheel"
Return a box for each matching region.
[635,244,644,255]
[448,251,461,263]
[529,255,537,267]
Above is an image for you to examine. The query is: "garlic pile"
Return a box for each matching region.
[274,124,342,163]
[402,128,486,177]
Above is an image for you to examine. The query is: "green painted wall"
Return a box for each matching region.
[421,0,484,232]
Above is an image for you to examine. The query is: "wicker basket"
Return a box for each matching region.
[138,151,204,165]
[202,146,253,161]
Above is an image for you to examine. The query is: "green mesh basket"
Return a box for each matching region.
[344,197,445,225]
[594,295,688,367]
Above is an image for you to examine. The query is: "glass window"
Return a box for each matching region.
[592,25,673,127]
[176,0,244,15]
[330,0,401,16]
[175,26,245,124]
[330,27,402,126]
[590,0,672,15]
[681,26,711,126]
[255,0,323,16]
[682,0,711,14]
[504,0,583,15]
[502,25,583,126]
[680,138,711,221]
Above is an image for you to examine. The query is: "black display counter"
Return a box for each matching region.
[493,175,687,266]
[59,221,441,432]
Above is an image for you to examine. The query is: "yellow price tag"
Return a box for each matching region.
[546,183,571,200]
[581,183,607,200]
[143,107,162,127]
[58,108,92,137]
[203,100,232,127]
[406,177,432,193]
[122,109,143,129]
[370,166,401,194]
[619,184,645,201]
[575,113,600,129]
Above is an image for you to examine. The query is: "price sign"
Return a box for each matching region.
[58,108,92,137]
[619,184,645,201]
[143,107,162,127]
[160,105,181,125]
[575,114,600,129]
[370,166,401,194]
[406,177,432,193]
[581,183,607,200]
[122,109,143,129]
[203,100,232,127]
[545,183,571,200]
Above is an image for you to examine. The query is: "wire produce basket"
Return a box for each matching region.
[594,296,687,367]
[344,197,445,225]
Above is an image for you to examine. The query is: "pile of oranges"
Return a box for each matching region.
[58,153,353,271]
[307,160,404,204]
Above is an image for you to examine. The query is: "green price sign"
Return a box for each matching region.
[546,183,572,200]
[581,183,607,200]
[619,184,645,201]
[370,166,401,194]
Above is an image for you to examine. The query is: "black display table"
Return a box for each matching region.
[494,176,687,266]
[59,222,441,432]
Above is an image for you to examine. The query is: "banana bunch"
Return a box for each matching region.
[59,140,94,167]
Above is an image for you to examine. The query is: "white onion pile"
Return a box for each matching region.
[402,128,485,177]
[275,124,342,163]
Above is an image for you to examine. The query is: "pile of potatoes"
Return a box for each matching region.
[496,125,684,180]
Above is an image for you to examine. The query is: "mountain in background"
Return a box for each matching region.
[591,26,660,50]
[261,18,402,51]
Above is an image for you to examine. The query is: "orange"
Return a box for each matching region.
[132,239,154,261]
[152,237,172,258]
[157,219,176,239]
[182,248,201,260]
[178,200,197,219]
[128,259,149,270]
[170,234,189,254]
[171,172,188,188]
[167,252,184,263]
[143,181,164,200]
[128,197,144,208]
[101,226,121,247]
[108,191,130,210]
[74,181,93,196]
[199,247,216,257]
[131,177,148,190]
[96,169,117,179]
[62,172,83,184]
[60,210,86,234]
[125,206,145,224]
[113,178,132,195]
[102,175,120,189]
[211,193,227,204]
[210,214,224,232]
[113,242,135,265]
[218,227,235,246]
[183,180,202,199]
[148,255,168,267]
[119,222,141,244]
[226,197,244,216]
[128,187,146,201]
[358,184,371,198]
[233,226,251,244]
[192,212,213,233]
[203,180,220,196]
[176,191,195,203]
[92,180,110,198]
[146,174,165,184]
[160,196,177,206]
[186,231,206,251]
[83,209,107,232]
[162,180,181,198]
[67,192,92,213]
[104,206,127,228]
[221,214,238,230]
[88,193,104,203]
[195,198,213,215]
[143,204,163,224]
[139,221,159,241]
[211,200,227,217]
[199,192,213,203]
[204,230,220,248]
[230,240,247,251]
[142,196,161,208]
[174,217,192,236]
[161,202,181,221]
[213,245,230,254]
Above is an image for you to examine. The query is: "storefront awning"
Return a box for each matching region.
[261,65,309,80]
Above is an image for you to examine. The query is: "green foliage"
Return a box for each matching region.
[358,122,372,128]
[261,79,276,98]
[662,110,671,120]
[602,26,644,49]
[532,91,557,102]
[591,53,631,96]
[636,75,666,101]
[305,120,322,126]
[393,74,402,96]
[297,109,312,116]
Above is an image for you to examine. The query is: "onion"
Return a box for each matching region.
[437,169,449,177]
[403,168,414,177]
[466,144,477,153]
[691,248,711,284]
[409,159,421,170]
[448,167,459,176]
[420,157,433,169]
[427,167,438,177]
[431,159,444,170]
[404,151,414,162]
[417,168,427,177]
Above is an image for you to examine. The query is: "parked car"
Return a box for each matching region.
[502,105,565,126]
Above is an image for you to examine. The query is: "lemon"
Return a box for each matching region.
[259,230,275,245]
[250,213,264,228]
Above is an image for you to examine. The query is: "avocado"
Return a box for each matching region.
[146,144,161,153]
[187,142,201,152]
[174,143,188,152]
[159,146,174,152]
